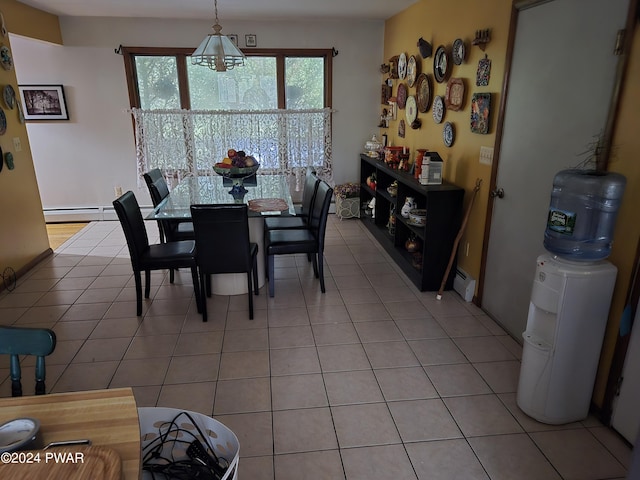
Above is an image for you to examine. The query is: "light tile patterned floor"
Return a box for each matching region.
[0,216,632,479]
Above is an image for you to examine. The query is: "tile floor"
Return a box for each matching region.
[0,216,633,479]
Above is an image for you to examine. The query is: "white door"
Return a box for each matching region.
[482,0,629,338]
[611,297,640,444]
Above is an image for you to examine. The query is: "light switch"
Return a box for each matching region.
[13,137,22,152]
[479,146,494,165]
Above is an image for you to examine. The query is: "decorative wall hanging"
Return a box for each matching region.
[3,85,15,109]
[445,78,465,111]
[398,119,406,138]
[417,37,433,59]
[452,39,466,65]
[4,151,13,170]
[0,44,12,71]
[476,55,491,86]
[397,83,408,109]
[472,29,491,51]
[415,73,432,113]
[407,55,419,88]
[433,46,449,83]
[405,95,418,126]
[245,34,257,47]
[398,53,408,80]
[0,107,6,134]
[470,92,491,134]
[388,55,399,79]
[443,122,455,147]
[432,95,445,124]
[18,85,69,121]
[381,84,392,105]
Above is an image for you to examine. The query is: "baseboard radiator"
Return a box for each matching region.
[43,205,154,222]
[453,267,476,302]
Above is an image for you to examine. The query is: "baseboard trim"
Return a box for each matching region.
[0,248,53,294]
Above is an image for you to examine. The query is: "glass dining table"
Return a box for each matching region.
[147,174,295,295]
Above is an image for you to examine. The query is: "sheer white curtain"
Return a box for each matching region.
[131,108,333,191]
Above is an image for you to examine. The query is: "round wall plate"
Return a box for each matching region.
[452,38,466,65]
[443,122,455,147]
[407,55,419,87]
[432,95,445,123]
[405,95,417,124]
[415,73,431,113]
[398,52,407,80]
[433,45,448,83]
[397,83,408,109]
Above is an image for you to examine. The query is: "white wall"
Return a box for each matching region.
[12,16,383,210]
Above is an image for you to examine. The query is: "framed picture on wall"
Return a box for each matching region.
[227,34,238,46]
[18,85,69,121]
[245,34,257,47]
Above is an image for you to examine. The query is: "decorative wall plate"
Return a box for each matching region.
[405,95,417,125]
[0,45,12,71]
[433,45,448,83]
[398,53,407,80]
[432,95,445,124]
[470,92,491,134]
[407,55,419,87]
[397,83,408,109]
[415,73,431,113]
[476,56,491,86]
[3,85,15,110]
[0,107,6,135]
[443,122,455,147]
[444,78,465,111]
[452,38,466,65]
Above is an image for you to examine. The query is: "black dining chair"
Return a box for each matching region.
[264,167,319,231]
[265,180,333,297]
[190,204,259,321]
[143,170,195,243]
[0,326,56,397]
[113,191,201,316]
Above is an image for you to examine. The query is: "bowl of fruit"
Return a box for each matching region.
[213,149,260,178]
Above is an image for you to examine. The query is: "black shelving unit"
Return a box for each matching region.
[359,154,464,291]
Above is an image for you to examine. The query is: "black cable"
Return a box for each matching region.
[141,411,231,480]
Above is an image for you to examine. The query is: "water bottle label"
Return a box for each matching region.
[547,208,576,235]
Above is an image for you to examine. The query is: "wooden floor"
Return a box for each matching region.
[46,223,88,250]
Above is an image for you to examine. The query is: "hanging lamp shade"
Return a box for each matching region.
[192,0,245,72]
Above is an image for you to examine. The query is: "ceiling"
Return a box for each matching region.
[17,0,418,21]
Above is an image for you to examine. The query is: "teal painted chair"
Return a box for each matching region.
[0,326,57,397]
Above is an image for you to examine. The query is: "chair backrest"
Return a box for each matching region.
[0,326,56,396]
[300,167,320,219]
[113,191,150,268]
[143,168,164,188]
[308,181,334,249]
[190,204,253,274]
[147,178,170,208]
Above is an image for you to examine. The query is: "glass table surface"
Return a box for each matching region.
[147,174,295,221]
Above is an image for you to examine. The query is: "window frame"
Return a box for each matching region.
[121,46,333,110]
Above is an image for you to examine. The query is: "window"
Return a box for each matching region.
[123,47,333,184]
[123,47,332,110]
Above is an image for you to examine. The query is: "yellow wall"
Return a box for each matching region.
[383,0,513,282]
[0,0,61,285]
[384,0,640,410]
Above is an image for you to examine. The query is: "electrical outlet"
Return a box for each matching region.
[114,186,123,197]
[479,146,494,165]
[465,242,470,256]
[12,137,22,152]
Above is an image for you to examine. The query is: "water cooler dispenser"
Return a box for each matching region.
[517,169,626,424]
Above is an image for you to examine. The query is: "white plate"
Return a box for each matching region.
[432,95,444,124]
[407,55,418,87]
[405,95,417,124]
[398,52,407,80]
[443,122,455,147]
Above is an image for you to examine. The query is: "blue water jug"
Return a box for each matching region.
[543,169,626,261]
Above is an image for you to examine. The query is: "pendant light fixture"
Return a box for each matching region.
[192,0,245,72]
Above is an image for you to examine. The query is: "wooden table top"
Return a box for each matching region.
[0,388,141,479]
